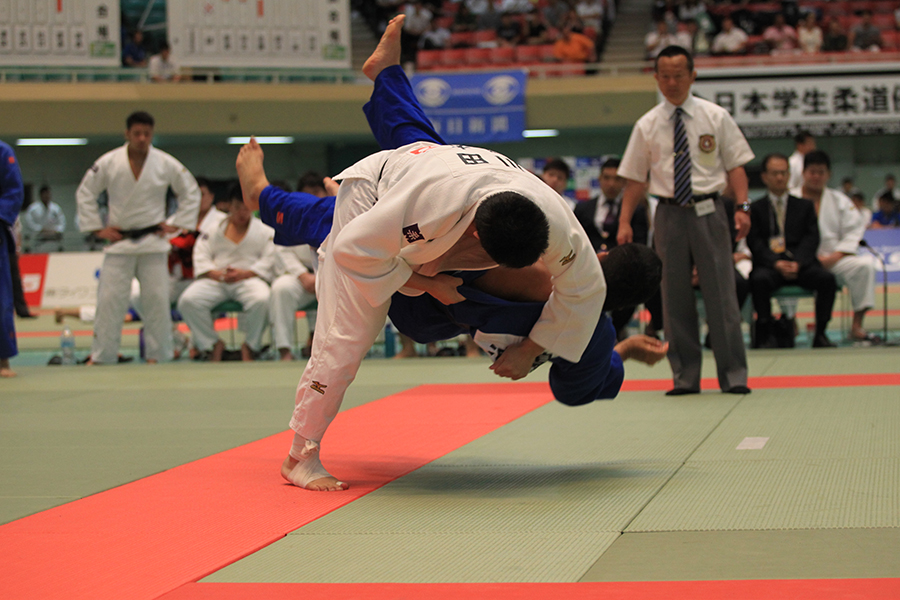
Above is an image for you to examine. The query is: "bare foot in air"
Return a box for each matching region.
[0,359,16,378]
[235,138,270,212]
[362,14,404,82]
[280,454,349,492]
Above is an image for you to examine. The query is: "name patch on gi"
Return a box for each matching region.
[276,212,284,225]
[310,381,327,395]
[559,250,576,266]
[403,224,425,243]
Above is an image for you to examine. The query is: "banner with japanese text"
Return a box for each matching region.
[693,73,900,138]
[167,0,350,69]
[0,0,120,66]
[410,70,527,145]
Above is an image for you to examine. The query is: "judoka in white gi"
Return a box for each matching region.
[22,185,66,252]
[177,185,276,361]
[270,244,317,361]
[793,150,877,342]
[235,15,606,492]
[76,111,201,364]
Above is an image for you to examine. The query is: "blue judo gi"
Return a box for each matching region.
[0,141,25,361]
[258,66,624,405]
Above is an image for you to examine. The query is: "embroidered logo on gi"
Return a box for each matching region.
[698,134,716,153]
[410,144,438,155]
[559,250,576,266]
[276,212,284,225]
[310,381,327,395]
[7,156,15,164]
[403,224,425,243]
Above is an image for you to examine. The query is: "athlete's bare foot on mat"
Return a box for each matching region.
[362,14,404,82]
[0,359,16,378]
[235,138,270,211]
[280,438,348,491]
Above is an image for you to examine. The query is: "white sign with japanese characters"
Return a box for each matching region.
[167,0,351,69]
[693,73,900,138]
[0,0,120,66]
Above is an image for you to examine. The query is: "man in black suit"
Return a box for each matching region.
[747,153,837,348]
[574,157,656,339]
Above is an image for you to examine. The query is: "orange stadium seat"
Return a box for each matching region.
[871,13,896,29]
[871,0,898,13]
[473,29,498,45]
[434,16,454,30]
[440,48,467,68]
[515,44,541,64]
[823,2,850,17]
[442,1,460,13]
[464,47,491,66]
[450,31,476,47]
[489,45,515,64]
[881,29,900,48]
[416,49,442,71]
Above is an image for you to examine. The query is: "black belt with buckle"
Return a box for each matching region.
[118,225,161,240]
[656,192,718,206]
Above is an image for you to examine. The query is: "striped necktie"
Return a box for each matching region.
[673,107,692,206]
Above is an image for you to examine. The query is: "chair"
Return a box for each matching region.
[440,48,467,68]
[416,49,442,71]
[489,45,515,65]
[464,47,491,66]
[473,30,498,46]
[514,44,541,64]
[449,31,476,48]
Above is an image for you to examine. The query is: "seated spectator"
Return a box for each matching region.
[553,23,597,62]
[841,177,856,197]
[748,153,837,348]
[871,174,900,209]
[682,19,710,55]
[401,1,433,63]
[148,43,182,82]
[178,184,275,361]
[645,20,677,59]
[543,0,571,29]
[465,0,491,15]
[763,14,799,52]
[822,19,848,51]
[497,11,525,46]
[576,0,605,34]
[850,190,874,228]
[678,0,706,22]
[540,157,574,210]
[793,151,879,343]
[419,20,452,49]
[850,10,883,52]
[270,244,318,361]
[711,16,749,55]
[22,185,65,251]
[522,10,551,45]
[797,12,823,53]
[497,0,533,14]
[871,192,900,228]
[452,2,478,32]
[122,30,148,67]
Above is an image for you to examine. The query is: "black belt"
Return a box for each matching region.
[656,192,718,206]
[118,225,161,240]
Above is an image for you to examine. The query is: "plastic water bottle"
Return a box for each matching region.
[60,327,76,365]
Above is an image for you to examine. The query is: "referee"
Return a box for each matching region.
[617,45,753,396]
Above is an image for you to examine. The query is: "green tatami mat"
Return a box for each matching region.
[582,528,900,582]
[206,531,621,583]
[749,347,899,376]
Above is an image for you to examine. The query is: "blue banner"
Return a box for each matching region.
[862,228,900,284]
[410,70,527,145]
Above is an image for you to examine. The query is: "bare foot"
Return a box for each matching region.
[362,14,405,82]
[54,309,64,324]
[614,335,669,366]
[280,454,349,492]
[235,137,269,211]
[0,359,16,378]
[241,342,254,362]
[146,358,158,365]
[278,347,293,361]
[211,340,225,362]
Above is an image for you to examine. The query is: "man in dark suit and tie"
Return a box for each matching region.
[574,157,656,340]
[747,153,837,348]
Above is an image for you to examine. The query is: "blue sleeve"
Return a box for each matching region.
[0,142,24,227]
[363,65,446,150]
[257,185,336,248]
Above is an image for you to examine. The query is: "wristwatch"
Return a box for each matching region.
[737,199,751,214]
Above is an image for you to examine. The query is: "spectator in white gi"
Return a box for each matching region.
[870,173,900,210]
[711,16,748,55]
[788,130,815,190]
[22,185,65,252]
[178,184,275,361]
[148,42,182,82]
[76,111,200,364]
[793,150,879,343]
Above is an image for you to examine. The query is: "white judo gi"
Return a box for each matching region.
[76,144,200,363]
[22,201,66,251]
[177,216,276,353]
[291,141,606,443]
[792,186,875,312]
[270,245,318,353]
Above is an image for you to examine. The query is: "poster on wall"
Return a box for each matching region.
[167,0,351,69]
[0,0,120,67]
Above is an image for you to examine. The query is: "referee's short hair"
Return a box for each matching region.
[654,45,694,73]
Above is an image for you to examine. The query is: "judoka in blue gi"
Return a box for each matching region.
[1,140,25,378]
[236,15,666,491]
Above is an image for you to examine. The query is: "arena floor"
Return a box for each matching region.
[2,309,899,599]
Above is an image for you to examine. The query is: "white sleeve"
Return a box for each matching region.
[276,246,311,278]
[835,194,866,254]
[250,237,277,283]
[718,111,754,170]
[166,158,201,231]
[618,120,651,184]
[22,204,41,233]
[192,231,215,278]
[55,205,66,233]
[75,159,109,232]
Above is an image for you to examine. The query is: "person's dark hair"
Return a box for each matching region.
[600,244,662,312]
[226,181,244,202]
[39,184,50,194]
[761,152,789,172]
[803,150,831,171]
[543,158,570,179]
[879,191,896,203]
[842,176,854,185]
[885,174,896,182]
[126,111,154,129]
[601,157,621,171]
[195,176,212,190]
[297,171,327,195]
[474,192,549,269]
[794,130,813,145]
[654,45,694,72]
[159,42,170,52]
